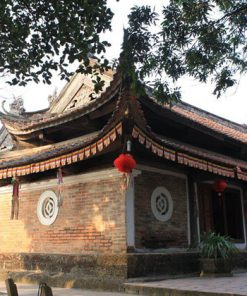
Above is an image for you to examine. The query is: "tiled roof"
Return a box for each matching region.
[170,102,247,144]
[143,92,247,144]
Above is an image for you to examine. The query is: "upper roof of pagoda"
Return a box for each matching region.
[0,64,117,139]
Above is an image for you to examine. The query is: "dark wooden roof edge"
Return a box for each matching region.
[1,120,246,180]
[0,133,96,169]
[132,125,247,181]
[0,122,123,177]
[0,107,49,123]
[133,124,247,169]
[156,131,247,170]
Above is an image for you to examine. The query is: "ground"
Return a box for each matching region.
[2,272,247,295]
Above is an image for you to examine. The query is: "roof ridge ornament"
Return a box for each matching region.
[48,88,58,106]
[1,96,25,117]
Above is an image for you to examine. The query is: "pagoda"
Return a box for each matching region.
[0,60,246,289]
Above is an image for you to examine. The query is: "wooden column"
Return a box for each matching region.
[187,173,200,246]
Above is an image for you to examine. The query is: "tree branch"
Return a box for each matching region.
[219,4,247,22]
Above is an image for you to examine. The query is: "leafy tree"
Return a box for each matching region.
[125,1,247,101]
[0,0,113,90]
[0,0,247,101]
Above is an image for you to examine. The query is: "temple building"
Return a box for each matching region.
[0,63,246,289]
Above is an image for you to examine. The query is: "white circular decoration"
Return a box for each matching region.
[151,186,173,222]
[37,190,59,225]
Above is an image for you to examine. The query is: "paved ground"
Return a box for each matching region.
[124,272,247,295]
[2,273,247,296]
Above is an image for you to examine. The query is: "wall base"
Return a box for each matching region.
[1,251,247,290]
[0,270,124,291]
[127,251,200,278]
[0,253,127,291]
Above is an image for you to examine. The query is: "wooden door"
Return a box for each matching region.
[197,183,244,242]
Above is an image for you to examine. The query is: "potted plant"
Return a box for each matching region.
[199,231,238,276]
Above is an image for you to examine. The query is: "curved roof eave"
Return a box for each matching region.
[1,70,122,136]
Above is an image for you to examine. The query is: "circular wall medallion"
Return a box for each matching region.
[151,186,173,222]
[37,190,59,225]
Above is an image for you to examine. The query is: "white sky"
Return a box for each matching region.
[1,0,247,124]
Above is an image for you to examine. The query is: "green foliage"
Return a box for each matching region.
[121,6,181,104]
[126,1,247,100]
[200,232,238,260]
[0,0,113,89]
[1,1,247,102]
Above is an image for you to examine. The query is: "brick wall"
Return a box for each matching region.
[0,169,126,255]
[134,169,188,248]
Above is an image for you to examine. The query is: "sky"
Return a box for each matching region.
[1,0,247,124]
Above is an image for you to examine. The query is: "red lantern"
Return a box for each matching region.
[114,153,136,173]
[214,180,227,196]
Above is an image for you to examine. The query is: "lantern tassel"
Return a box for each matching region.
[122,172,133,191]
[11,177,20,220]
[57,167,64,207]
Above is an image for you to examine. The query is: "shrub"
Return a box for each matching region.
[200,232,238,260]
